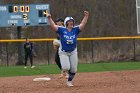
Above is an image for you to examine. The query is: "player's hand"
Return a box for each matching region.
[45,10,51,18]
[47,14,51,18]
[84,11,89,16]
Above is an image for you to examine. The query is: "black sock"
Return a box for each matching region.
[68,72,76,81]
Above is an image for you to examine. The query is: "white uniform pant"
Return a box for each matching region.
[59,48,78,73]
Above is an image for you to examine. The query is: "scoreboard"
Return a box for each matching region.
[0,4,50,27]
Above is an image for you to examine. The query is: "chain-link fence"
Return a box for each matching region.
[1,37,140,66]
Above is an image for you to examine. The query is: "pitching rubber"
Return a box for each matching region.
[33,77,51,81]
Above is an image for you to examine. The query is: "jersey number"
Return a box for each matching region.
[66,40,73,44]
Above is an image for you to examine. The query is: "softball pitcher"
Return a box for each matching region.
[48,11,89,87]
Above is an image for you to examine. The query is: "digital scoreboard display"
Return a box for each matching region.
[0,4,50,27]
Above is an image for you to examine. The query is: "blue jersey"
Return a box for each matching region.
[57,26,80,52]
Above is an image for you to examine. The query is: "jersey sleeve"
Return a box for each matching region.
[31,43,33,51]
[57,27,64,35]
[74,26,81,35]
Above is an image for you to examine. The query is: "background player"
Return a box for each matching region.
[53,18,68,78]
[24,38,35,68]
[48,11,89,87]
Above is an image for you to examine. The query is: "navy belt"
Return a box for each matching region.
[61,48,75,52]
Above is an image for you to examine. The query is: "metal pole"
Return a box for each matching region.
[133,39,136,61]
[136,0,140,34]
[47,42,50,65]
[6,43,9,66]
[16,26,23,65]
[91,41,94,63]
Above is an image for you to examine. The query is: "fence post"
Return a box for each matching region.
[91,41,94,63]
[133,39,136,61]
[6,43,9,66]
[16,26,23,65]
[47,41,50,65]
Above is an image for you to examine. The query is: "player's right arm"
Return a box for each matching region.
[47,14,58,32]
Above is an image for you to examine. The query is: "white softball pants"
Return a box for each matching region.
[59,48,78,73]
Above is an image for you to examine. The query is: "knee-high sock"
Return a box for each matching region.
[68,72,76,81]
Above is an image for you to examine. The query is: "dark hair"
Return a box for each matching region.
[25,37,30,42]
[26,37,29,40]
[55,18,64,23]
[56,36,60,40]
[56,34,60,40]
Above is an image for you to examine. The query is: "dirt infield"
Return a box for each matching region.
[0,70,140,93]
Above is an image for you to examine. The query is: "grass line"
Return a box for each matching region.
[0,62,140,77]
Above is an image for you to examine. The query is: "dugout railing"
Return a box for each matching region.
[0,36,140,66]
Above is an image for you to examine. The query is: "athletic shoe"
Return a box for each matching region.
[65,75,69,79]
[59,71,66,78]
[63,71,69,79]
[24,66,27,68]
[31,66,35,68]
[59,74,64,78]
[64,72,69,79]
[67,81,74,87]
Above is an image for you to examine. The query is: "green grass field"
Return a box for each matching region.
[0,62,140,77]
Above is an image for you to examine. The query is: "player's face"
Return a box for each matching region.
[67,20,74,28]
[26,39,30,43]
[56,21,63,26]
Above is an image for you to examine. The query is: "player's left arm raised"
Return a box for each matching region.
[79,11,89,31]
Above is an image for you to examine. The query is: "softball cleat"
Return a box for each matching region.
[67,81,74,87]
